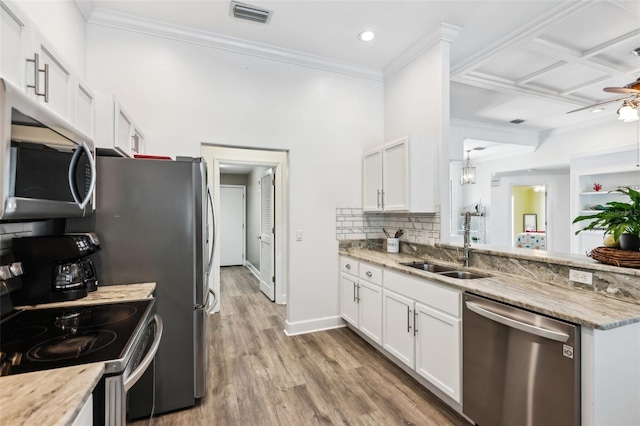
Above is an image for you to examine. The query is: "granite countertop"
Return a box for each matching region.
[340,248,640,330]
[0,363,104,426]
[15,282,156,310]
[1,283,156,425]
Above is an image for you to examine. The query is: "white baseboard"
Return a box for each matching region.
[244,261,260,280]
[284,315,345,336]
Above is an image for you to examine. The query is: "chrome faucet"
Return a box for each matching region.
[458,212,471,267]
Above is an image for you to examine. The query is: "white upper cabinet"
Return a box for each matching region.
[73,79,95,140]
[363,148,383,212]
[363,135,437,213]
[27,30,74,121]
[95,95,145,158]
[0,2,29,90]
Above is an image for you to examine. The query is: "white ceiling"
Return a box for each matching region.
[79,0,640,133]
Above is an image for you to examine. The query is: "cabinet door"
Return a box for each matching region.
[340,273,359,327]
[358,280,382,345]
[363,148,383,212]
[382,138,409,211]
[115,102,134,157]
[0,2,29,89]
[74,81,94,139]
[415,302,461,402]
[30,33,73,121]
[131,127,144,156]
[382,289,414,368]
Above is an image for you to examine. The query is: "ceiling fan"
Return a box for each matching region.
[567,77,640,122]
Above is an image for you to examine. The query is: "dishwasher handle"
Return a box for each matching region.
[465,301,570,343]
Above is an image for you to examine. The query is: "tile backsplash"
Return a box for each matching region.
[336,208,440,245]
[0,222,34,256]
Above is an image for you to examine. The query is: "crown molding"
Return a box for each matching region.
[73,0,94,22]
[383,23,461,79]
[88,8,383,81]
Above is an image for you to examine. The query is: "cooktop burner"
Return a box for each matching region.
[27,330,117,361]
[0,299,154,376]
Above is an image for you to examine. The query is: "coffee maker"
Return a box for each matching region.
[10,233,101,305]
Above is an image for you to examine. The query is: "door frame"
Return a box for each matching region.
[201,144,289,312]
[220,184,246,266]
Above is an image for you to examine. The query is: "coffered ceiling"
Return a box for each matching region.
[78,0,640,133]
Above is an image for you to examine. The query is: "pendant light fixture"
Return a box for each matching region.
[617,100,639,122]
[461,149,476,185]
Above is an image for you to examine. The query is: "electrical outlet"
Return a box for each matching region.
[569,269,593,285]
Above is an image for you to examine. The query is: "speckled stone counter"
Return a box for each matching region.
[2,283,156,425]
[15,282,156,309]
[339,247,640,330]
[0,363,104,426]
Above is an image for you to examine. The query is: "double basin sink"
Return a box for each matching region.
[400,261,488,280]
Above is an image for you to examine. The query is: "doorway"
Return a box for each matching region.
[511,185,547,249]
[201,144,289,314]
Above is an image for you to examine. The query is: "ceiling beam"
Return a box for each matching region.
[451,1,593,78]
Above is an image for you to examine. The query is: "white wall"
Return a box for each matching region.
[384,39,451,240]
[87,24,384,333]
[16,0,87,79]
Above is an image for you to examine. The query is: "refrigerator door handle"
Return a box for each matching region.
[207,184,215,277]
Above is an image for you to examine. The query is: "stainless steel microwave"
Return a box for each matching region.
[0,78,96,221]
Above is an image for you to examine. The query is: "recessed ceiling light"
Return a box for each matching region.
[591,108,605,113]
[358,30,375,42]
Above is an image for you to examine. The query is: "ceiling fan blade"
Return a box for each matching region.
[603,77,640,94]
[566,96,630,114]
[603,87,640,94]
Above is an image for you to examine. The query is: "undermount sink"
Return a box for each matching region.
[400,261,489,280]
[400,262,457,273]
[437,271,488,280]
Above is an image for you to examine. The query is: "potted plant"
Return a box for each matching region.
[573,186,640,251]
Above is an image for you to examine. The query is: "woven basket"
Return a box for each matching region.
[588,246,640,268]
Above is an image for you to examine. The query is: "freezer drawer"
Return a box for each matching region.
[462,293,580,426]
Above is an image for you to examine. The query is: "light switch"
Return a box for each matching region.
[296,230,303,241]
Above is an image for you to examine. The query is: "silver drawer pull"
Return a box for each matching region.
[366,271,372,277]
[346,264,351,269]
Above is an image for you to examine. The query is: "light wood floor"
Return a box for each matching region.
[137,266,469,426]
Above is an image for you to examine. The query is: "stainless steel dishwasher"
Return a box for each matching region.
[463,293,580,426]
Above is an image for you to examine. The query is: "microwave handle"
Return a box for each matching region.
[68,141,96,210]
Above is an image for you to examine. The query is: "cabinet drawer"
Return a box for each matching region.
[340,257,359,275]
[384,270,461,318]
[359,262,382,285]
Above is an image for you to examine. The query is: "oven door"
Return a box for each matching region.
[100,314,163,426]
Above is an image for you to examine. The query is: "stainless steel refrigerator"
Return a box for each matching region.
[67,155,214,417]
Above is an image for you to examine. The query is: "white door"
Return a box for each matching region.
[415,302,461,402]
[383,289,415,368]
[259,170,275,301]
[382,138,409,211]
[340,273,359,327]
[220,185,245,266]
[358,280,382,345]
[363,148,383,212]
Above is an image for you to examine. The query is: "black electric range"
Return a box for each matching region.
[0,299,156,377]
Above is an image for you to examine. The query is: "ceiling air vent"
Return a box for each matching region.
[230,2,272,24]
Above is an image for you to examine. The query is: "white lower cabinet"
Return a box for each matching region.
[340,272,359,327]
[382,289,415,368]
[415,302,461,402]
[340,256,462,404]
[382,268,462,403]
[339,257,383,345]
[358,280,383,345]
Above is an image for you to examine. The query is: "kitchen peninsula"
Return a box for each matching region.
[339,240,640,425]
